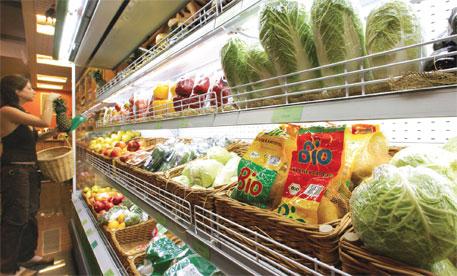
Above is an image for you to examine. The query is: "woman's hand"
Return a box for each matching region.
[45,93,61,103]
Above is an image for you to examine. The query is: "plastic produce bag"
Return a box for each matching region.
[276,124,390,224]
[231,124,299,209]
[146,237,184,275]
[163,254,221,276]
[350,165,457,267]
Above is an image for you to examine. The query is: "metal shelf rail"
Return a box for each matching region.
[81,147,349,276]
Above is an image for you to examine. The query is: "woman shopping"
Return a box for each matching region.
[0,75,61,275]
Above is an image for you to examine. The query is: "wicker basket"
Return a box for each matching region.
[159,141,250,213]
[109,219,157,268]
[213,187,351,273]
[339,227,434,276]
[37,146,74,182]
[125,232,183,276]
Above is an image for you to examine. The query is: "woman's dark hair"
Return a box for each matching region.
[0,74,28,109]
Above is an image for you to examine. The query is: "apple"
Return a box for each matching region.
[105,201,114,210]
[175,78,194,97]
[110,147,122,158]
[189,94,205,109]
[103,148,112,157]
[112,194,124,205]
[114,141,126,149]
[94,201,105,213]
[114,104,121,112]
[211,78,230,106]
[193,76,210,95]
[173,96,189,112]
[120,152,133,162]
[127,140,140,152]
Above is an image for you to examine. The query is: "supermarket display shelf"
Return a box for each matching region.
[94,85,457,132]
[94,0,260,103]
[72,192,128,276]
[82,148,349,276]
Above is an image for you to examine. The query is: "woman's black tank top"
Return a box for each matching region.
[1,114,38,163]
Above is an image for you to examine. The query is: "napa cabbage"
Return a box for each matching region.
[366,0,421,80]
[311,0,365,93]
[220,37,250,106]
[245,44,283,104]
[259,0,322,102]
[350,164,457,267]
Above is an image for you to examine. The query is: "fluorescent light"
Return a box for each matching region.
[37,24,55,35]
[36,54,72,67]
[37,83,64,90]
[58,0,88,61]
[37,74,67,83]
[38,262,66,273]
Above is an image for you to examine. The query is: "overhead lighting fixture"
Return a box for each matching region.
[36,14,55,36]
[37,74,67,83]
[37,83,64,90]
[57,0,88,61]
[36,54,72,67]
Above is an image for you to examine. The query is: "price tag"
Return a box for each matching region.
[178,119,189,128]
[155,122,163,129]
[77,208,82,213]
[271,106,303,123]
[191,239,210,260]
[82,219,88,226]
[85,228,94,236]
[91,240,98,249]
[103,269,115,276]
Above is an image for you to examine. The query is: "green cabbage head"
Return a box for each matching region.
[366,0,421,80]
[350,164,457,267]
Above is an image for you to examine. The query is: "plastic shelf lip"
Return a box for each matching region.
[92,86,457,132]
[71,193,126,276]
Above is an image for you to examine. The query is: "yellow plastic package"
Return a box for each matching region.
[231,124,299,209]
[277,124,390,224]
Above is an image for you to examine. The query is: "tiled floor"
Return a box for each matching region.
[36,180,77,275]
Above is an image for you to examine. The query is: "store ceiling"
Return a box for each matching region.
[0,0,71,92]
[85,0,187,69]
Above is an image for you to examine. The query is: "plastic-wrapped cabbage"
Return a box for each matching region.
[213,154,241,187]
[390,146,457,183]
[220,37,250,105]
[124,212,141,226]
[260,0,321,103]
[182,159,224,188]
[245,44,283,105]
[430,259,457,276]
[444,137,457,153]
[172,175,190,186]
[163,254,220,276]
[366,1,421,80]
[206,146,231,165]
[311,0,365,93]
[350,164,457,267]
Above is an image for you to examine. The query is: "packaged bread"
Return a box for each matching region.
[277,124,390,224]
[231,124,299,209]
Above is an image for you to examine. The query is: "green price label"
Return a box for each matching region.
[103,269,115,276]
[155,122,163,129]
[178,119,189,128]
[82,219,88,226]
[191,239,210,260]
[91,240,98,249]
[271,106,303,123]
[85,228,94,236]
[77,208,82,213]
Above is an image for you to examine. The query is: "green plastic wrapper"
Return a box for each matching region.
[163,254,221,276]
[230,158,278,209]
[146,237,184,275]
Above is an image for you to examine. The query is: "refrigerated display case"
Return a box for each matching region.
[71,0,457,275]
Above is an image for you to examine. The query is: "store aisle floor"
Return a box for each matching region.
[36,180,77,275]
